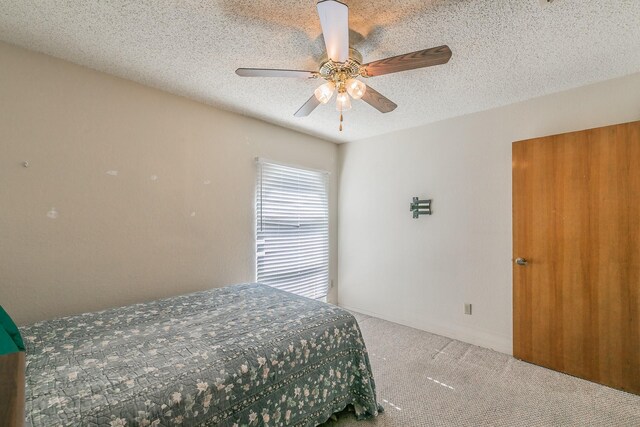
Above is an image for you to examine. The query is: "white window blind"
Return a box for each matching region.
[256,160,329,299]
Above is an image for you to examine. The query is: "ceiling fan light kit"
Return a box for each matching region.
[314,82,335,104]
[346,78,366,100]
[336,91,351,111]
[236,0,452,132]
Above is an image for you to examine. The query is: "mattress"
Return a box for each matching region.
[20,283,381,426]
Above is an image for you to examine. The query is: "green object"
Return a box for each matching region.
[0,326,19,355]
[0,306,25,352]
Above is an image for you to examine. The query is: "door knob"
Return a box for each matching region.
[515,257,528,266]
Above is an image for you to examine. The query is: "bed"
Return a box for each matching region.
[20,283,381,426]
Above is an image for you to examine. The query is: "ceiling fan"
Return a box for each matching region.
[236,0,452,131]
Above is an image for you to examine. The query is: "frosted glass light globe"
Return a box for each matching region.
[345,78,366,100]
[314,82,335,104]
[336,91,352,111]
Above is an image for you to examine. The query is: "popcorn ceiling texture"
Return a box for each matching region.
[0,0,639,143]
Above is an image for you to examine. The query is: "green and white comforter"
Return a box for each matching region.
[21,283,381,426]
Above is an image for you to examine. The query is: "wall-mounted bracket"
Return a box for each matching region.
[410,197,432,218]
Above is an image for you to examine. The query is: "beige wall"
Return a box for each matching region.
[0,41,339,325]
[338,72,640,354]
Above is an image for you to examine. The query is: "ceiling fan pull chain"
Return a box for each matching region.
[339,112,343,131]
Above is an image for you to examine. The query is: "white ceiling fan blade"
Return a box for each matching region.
[294,94,322,117]
[236,68,317,78]
[317,0,349,63]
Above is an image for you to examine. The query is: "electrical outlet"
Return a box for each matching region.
[464,303,472,315]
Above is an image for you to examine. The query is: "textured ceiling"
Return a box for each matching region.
[1,1,639,143]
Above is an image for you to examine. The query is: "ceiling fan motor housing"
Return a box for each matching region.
[319,47,365,90]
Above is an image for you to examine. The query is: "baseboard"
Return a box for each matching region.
[339,303,512,355]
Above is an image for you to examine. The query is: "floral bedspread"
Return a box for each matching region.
[21,283,381,426]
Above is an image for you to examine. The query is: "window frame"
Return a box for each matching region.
[255,158,330,300]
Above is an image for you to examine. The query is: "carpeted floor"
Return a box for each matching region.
[322,312,640,427]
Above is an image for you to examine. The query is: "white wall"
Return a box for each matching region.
[0,41,339,325]
[338,72,640,354]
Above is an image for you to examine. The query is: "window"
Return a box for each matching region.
[256,159,329,299]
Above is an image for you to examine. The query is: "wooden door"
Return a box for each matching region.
[513,121,640,394]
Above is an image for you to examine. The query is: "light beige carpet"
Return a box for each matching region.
[322,312,640,427]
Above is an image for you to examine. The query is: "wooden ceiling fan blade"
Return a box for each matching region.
[294,94,322,117]
[361,45,452,77]
[235,68,317,78]
[361,85,397,113]
[317,0,349,63]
